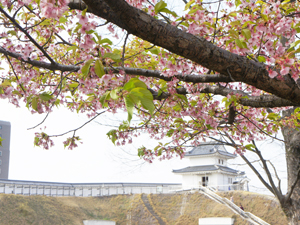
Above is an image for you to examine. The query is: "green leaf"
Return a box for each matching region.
[159,8,178,17]
[130,87,154,114]
[175,94,188,103]
[125,96,134,122]
[69,82,79,88]
[107,129,117,145]
[235,0,241,6]
[32,97,38,112]
[294,108,300,113]
[206,124,213,130]
[138,146,146,157]
[103,53,121,62]
[1,80,11,87]
[286,8,296,15]
[257,56,266,63]
[99,38,113,45]
[228,30,239,38]
[267,113,279,120]
[39,92,53,101]
[245,144,256,151]
[235,39,247,49]
[99,91,110,107]
[173,103,181,111]
[231,21,241,26]
[59,16,67,23]
[124,78,148,91]
[149,48,160,55]
[8,30,17,36]
[81,7,88,16]
[261,14,268,21]
[166,129,175,137]
[155,0,167,13]
[39,19,51,26]
[95,60,105,78]
[110,88,119,100]
[225,39,234,47]
[241,29,251,40]
[77,101,84,113]
[184,0,195,10]
[81,59,94,76]
[66,46,77,51]
[86,30,94,34]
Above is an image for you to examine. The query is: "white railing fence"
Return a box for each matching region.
[0,179,181,197]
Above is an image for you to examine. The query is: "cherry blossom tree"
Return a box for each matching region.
[1,0,300,222]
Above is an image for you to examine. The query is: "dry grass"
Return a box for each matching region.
[0,191,288,225]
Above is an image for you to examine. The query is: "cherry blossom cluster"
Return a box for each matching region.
[0,0,298,161]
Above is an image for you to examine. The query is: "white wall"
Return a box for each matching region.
[182,174,197,189]
[189,157,216,166]
[181,173,242,191]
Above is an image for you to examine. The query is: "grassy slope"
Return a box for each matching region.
[0,191,287,225]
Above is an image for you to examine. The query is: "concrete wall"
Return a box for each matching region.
[0,120,10,179]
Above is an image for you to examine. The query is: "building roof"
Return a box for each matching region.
[184,142,236,158]
[172,165,244,175]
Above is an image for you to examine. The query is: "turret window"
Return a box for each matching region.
[218,159,224,165]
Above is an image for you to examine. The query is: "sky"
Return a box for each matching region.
[0,97,287,195]
[0,0,288,196]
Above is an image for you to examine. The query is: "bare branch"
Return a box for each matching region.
[41,110,108,137]
[252,140,283,201]
[240,154,274,194]
[267,160,282,196]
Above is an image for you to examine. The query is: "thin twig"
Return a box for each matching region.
[4,55,26,94]
[0,6,56,64]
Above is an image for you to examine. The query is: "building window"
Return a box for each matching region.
[228,178,233,184]
[0,125,2,129]
[0,151,2,157]
[202,176,209,187]
[218,159,224,165]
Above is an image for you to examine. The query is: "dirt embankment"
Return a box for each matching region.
[0,191,287,224]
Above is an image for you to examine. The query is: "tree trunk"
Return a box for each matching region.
[281,108,300,224]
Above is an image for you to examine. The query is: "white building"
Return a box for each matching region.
[173,142,249,191]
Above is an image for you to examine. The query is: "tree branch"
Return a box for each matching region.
[285,166,300,202]
[240,154,274,195]
[252,141,283,201]
[267,160,282,196]
[0,46,297,108]
[79,0,300,105]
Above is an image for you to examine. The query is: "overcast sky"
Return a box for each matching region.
[0,97,287,196]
